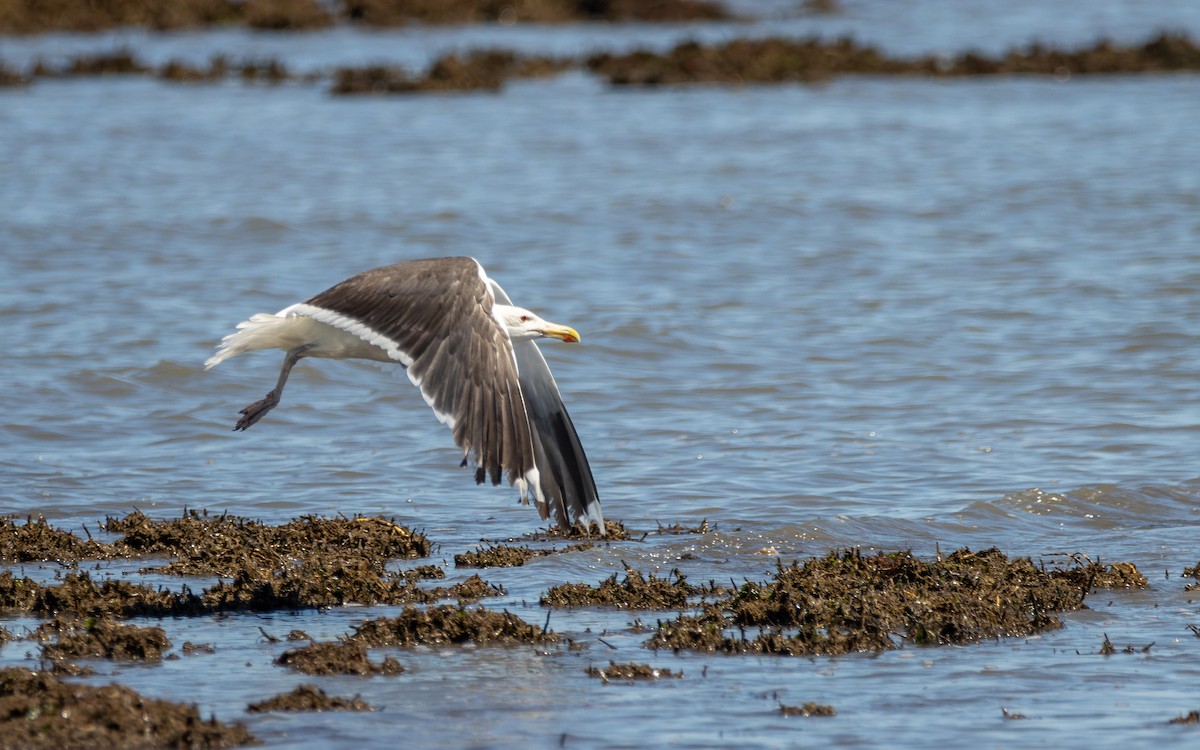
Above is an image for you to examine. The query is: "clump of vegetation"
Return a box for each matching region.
[0,667,255,748]
[425,574,507,603]
[0,512,498,619]
[585,661,682,681]
[401,565,447,582]
[654,519,711,535]
[542,519,629,540]
[275,641,405,676]
[454,542,592,568]
[266,604,559,683]
[107,510,429,573]
[646,548,1102,656]
[0,570,204,619]
[0,63,26,87]
[11,33,1199,95]
[248,684,374,712]
[587,33,1200,85]
[780,702,836,717]
[35,618,171,662]
[542,568,724,609]
[350,604,559,647]
[587,37,906,85]
[0,0,732,33]
[0,516,111,563]
[331,50,572,95]
[1052,556,1149,590]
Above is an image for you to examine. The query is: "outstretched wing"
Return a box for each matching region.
[287,257,540,498]
[487,277,605,533]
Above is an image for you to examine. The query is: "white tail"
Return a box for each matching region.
[204,313,296,370]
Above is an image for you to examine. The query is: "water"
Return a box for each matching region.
[3,1,1200,747]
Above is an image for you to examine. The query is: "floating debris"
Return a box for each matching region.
[1169,710,1200,725]
[0,667,255,748]
[248,683,373,713]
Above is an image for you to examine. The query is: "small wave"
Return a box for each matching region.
[997,482,1200,527]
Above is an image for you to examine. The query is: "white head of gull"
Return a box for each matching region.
[204,256,605,535]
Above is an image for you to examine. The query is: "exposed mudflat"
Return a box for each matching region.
[0,512,1166,744]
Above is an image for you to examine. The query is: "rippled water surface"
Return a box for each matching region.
[3,1,1200,747]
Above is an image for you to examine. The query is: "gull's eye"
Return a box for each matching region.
[519,314,530,322]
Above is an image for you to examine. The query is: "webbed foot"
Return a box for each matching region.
[234,390,278,431]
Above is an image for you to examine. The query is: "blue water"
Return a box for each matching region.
[2,1,1200,747]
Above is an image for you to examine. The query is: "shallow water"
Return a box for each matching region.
[3,1,1200,747]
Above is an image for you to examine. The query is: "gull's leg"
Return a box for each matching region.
[233,344,314,431]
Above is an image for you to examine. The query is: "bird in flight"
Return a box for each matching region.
[205,257,604,534]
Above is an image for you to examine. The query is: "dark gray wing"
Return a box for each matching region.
[298,257,538,494]
[487,278,605,534]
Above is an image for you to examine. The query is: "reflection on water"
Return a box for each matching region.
[2,2,1200,748]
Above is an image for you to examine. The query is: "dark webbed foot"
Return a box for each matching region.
[234,390,278,431]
